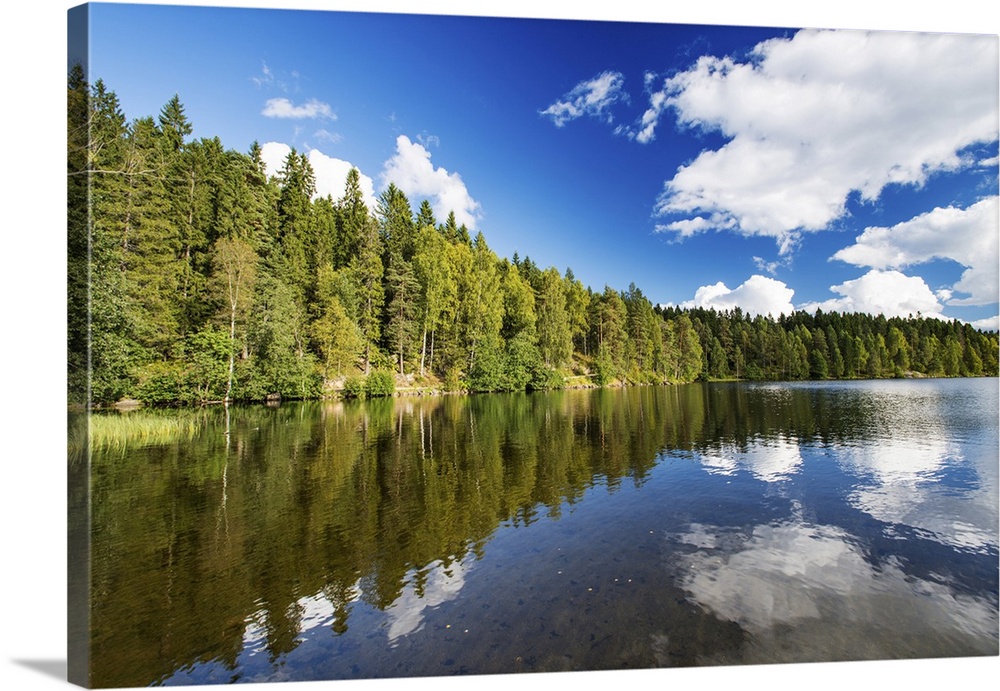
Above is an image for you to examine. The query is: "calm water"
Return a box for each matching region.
[77,379,999,687]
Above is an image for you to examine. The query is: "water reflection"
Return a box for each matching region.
[841,438,998,552]
[697,436,803,482]
[386,557,471,643]
[830,381,999,554]
[666,509,998,663]
[83,380,999,687]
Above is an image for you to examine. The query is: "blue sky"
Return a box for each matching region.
[79,1,1000,329]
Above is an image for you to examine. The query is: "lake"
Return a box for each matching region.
[75,378,999,687]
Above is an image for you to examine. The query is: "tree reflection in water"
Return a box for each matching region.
[83,380,999,686]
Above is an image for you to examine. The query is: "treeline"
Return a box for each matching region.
[668,306,999,382]
[67,70,998,406]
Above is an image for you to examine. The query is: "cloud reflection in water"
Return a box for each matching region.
[697,435,803,483]
[665,512,998,663]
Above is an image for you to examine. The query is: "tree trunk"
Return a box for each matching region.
[225,302,236,402]
[429,329,435,373]
[419,324,428,377]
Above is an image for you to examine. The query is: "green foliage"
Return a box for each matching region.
[135,361,186,405]
[365,370,395,397]
[342,375,366,399]
[529,363,566,391]
[75,71,1000,408]
[593,345,616,386]
[444,366,464,393]
[505,333,543,391]
[466,337,505,392]
[536,267,573,367]
[183,327,230,402]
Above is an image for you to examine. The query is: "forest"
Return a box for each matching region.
[67,68,1000,407]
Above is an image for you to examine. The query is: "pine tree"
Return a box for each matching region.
[335,168,368,268]
[157,94,192,154]
[351,214,384,374]
[415,198,436,231]
[377,183,416,263]
[274,149,317,296]
[385,253,420,375]
[67,64,91,404]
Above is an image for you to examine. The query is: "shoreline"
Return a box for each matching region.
[73,372,997,412]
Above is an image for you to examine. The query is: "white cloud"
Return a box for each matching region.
[679,274,796,317]
[631,88,668,144]
[381,135,482,229]
[833,197,999,306]
[654,213,735,238]
[259,141,377,209]
[753,256,783,276]
[262,97,335,119]
[972,316,1000,332]
[259,141,293,179]
[648,29,999,252]
[307,149,377,208]
[540,71,628,127]
[800,269,947,319]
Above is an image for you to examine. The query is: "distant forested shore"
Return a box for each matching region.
[68,69,999,407]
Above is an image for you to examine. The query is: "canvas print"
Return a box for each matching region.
[67,1,999,688]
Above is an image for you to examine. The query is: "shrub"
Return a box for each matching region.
[135,361,185,405]
[444,366,464,393]
[342,375,366,399]
[528,362,565,391]
[592,347,616,387]
[365,370,395,397]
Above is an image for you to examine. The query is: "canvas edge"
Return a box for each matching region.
[67,3,92,688]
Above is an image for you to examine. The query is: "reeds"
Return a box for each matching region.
[69,410,207,460]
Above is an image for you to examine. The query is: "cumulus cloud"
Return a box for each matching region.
[540,71,628,127]
[308,149,377,207]
[648,29,999,252]
[832,197,999,306]
[262,97,335,119]
[971,316,1000,332]
[259,141,376,209]
[259,141,293,180]
[800,269,947,320]
[381,135,482,229]
[678,274,796,317]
